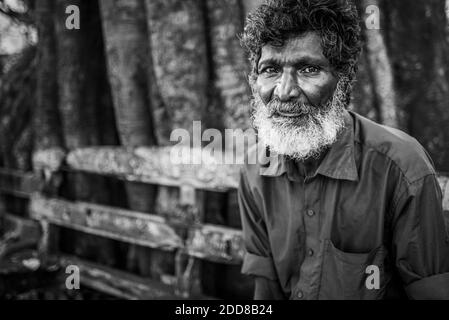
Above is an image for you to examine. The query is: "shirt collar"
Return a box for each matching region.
[259,109,359,182]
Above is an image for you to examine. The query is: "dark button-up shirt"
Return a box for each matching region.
[238,110,449,300]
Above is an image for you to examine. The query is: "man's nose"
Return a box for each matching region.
[274,71,301,102]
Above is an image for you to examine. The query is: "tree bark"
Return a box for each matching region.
[145,0,212,292]
[99,0,171,279]
[54,0,117,266]
[54,0,98,149]
[35,0,64,152]
[351,48,379,121]
[145,0,209,136]
[205,0,251,131]
[84,1,120,148]
[383,0,449,171]
[0,46,35,169]
[357,0,398,128]
[99,0,157,148]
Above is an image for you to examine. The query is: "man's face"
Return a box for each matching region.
[252,31,348,160]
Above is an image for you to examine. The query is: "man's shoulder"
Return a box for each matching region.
[351,111,436,183]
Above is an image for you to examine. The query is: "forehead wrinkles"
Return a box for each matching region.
[259,31,327,65]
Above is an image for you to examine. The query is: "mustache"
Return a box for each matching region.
[266,98,316,117]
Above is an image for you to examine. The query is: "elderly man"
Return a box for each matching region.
[238,0,449,300]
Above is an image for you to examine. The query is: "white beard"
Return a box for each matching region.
[252,80,348,161]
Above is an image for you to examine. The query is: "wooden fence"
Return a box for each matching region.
[1,146,449,299]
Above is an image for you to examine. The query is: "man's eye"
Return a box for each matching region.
[261,67,279,74]
[301,66,320,74]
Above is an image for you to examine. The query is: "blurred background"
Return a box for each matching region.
[0,0,448,300]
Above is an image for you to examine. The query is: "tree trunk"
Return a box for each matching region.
[357,0,398,128]
[55,0,98,149]
[99,0,170,279]
[35,0,64,152]
[99,0,157,148]
[363,27,397,127]
[0,46,36,169]
[145,0,212,293]
[205,0,251,131]
[54,0,117,266]
[84,1,120,148]
[383,0,449,171]
[145,0,209,136]
[351,48,380,121]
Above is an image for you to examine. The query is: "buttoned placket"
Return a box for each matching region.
[293,175,322,300]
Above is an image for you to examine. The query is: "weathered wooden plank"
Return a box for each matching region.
[30,147,449,206]
[59,255,179,300]
[29,195,183,251]
[0,168,43,197]
[28,194,245,264]
[187,224,245,265]
[32,148,66,173]
[65,147,241,191]
[1,164,448,211]
[4,161,447,266]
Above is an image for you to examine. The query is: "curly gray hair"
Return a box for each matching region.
[241,0,362,86]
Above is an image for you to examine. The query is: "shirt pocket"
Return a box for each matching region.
[318,239,391,300]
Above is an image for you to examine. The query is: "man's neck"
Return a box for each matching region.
[294,147,329,178]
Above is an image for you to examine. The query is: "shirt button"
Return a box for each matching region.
[297,290,304,299]
[307,209,315,217]
[308,249,314,257]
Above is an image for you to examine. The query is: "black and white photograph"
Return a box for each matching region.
[0,0,448,306]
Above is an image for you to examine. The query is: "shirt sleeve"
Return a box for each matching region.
[238,168,278,282]
[391,174,449,299]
